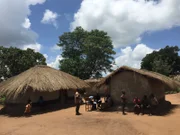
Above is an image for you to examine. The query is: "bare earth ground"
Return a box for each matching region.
[0,94,180,135]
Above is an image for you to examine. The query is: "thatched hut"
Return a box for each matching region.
[172,75,180,82]
[96,66,180,104]
[84,78,103,96]
[0,65,89,104]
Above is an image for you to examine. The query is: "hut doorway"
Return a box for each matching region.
[59,90,68,104]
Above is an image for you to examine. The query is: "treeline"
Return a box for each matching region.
[0,27,180,82]
[141,46,180,76]
[0,46,46,82]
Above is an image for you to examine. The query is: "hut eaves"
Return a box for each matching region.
[0,65,89,99]
[97,66,180,90]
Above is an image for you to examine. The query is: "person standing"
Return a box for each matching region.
[121,91,127,115]
[74,90,81,115]
[149,94,159,115]
[24,99,32,116]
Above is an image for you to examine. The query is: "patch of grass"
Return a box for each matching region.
[0,96,6,105]
[165,88,180,95]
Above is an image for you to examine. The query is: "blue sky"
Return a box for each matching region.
[0,0,180,69]
[29,0,82,60]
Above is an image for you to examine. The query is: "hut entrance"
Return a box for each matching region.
[59,90,68,104]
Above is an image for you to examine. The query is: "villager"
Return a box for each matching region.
[74,90,82,115]
[149,93,159,115]
[133,97,141,115]
[141,95,152,115]
[121,91,127,115]
[24,99,32,116]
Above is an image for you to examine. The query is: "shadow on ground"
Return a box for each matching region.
[100,100,180,116]
[0,102,75,117]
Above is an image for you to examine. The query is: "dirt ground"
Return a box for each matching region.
[0,94,180,135]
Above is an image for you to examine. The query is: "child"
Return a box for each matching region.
[24,99,32,116]
[133,97,141,115]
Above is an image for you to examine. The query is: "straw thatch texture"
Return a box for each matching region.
[84,78,103,96]
[97,66,180,90]
[0,65,89,100]
[172,75,180,82]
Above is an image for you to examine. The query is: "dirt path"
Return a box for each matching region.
[0,94,180,135]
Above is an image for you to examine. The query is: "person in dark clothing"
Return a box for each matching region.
[121,91,127,115]
[95,93,102,108]
[38,96,44,106]
[133,97,141,115]
[38,96,45,111]
[141,95,152,115]
[74,90,82,115]
[149,94,158,115]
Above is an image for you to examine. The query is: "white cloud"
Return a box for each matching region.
[71,0,180,48]
[22,18,31,29]
[43,54,48,59]
[47,55,63,69]
[26,0,46,5]
[23,43,42,52]
[51,44,61,52]
[114,44,154,69]
[41,9,59,28]
[0,0,46,48]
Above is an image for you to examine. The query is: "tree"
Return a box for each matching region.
[58,27,115,79]
[151,56,173,76]
[141,45,180,76]
[0,46,46,81]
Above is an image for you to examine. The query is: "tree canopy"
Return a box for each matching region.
[58,27,115,79]
[0,46,46,81]
[141,46,180,76]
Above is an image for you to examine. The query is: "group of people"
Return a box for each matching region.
[74,90,114,115]
[121,91,159,115]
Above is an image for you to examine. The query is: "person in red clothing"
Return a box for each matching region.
[133,97,141,115]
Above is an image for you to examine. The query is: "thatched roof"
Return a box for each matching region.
[0,65,89,99]
[172,75,180,82]
[97,66,180,90]
[85,78,103,83]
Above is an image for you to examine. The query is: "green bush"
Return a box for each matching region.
[0,96,6,105]
[165,88,180,95]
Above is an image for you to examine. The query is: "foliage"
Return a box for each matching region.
[165,88,180,95]
[58,27,115,79]
[0,95,5,105]
[141,46,180,76]
[151,56,173,76]
[0,46,46,80]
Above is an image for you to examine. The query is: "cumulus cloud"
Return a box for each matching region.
[50,44,61,52]
[47,55,63,69]
[22,18,31,29]
[43,54,48,59]
[23,43,42,52]
[114,44,155,69]
[26,0,46,5]
[71,0,180,48]
[0,0,46,49]
[41,9,59,28]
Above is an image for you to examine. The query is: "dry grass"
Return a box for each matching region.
[172,75,180,82]
[0,65,89,99]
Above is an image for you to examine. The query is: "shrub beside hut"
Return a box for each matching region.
[96,66,180,104]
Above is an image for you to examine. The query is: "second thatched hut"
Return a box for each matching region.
[96,66,180,104]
